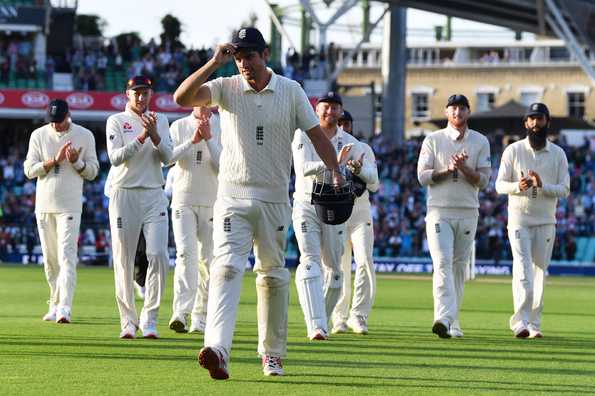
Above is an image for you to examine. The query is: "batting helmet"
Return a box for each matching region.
[311,169,355,225]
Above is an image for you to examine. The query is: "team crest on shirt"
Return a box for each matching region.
[122,122,133,132]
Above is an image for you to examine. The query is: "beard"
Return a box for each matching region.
[527,125,548,148]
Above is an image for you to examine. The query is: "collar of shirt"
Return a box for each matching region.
[445,124,469,141]
[522,136,551,153]
[241,67,277,93]
[50,119,73,136]
[329,126,345,143]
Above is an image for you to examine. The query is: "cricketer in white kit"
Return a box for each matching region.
[332,111,380,335]
[417,94,491,339]
[495,102,569,339]
[168,106,222,334]
[174,27,341,379]
[292,92,376,341]
[24,99,99,324]
[106,75,173,339]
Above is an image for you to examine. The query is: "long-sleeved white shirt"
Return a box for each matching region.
[105,105,173,189]
[168,112,221,207]
[24,121,99,213]
[417,125,491,219]
[292,127,377,203]
[495,138,569,228]
[206,69,319,203]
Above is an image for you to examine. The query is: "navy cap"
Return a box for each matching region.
[446,94,470,109]
[232,27,267,51]
[524,102,550,119]
[47,99,69,123]
[126,75,153,91]
[317,91,343,106]
[339,110,353,122]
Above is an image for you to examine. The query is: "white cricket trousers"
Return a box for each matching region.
[292,200,345,335]
[109,188,169,330]
[36,212,81,312]
[171,205,213,317]
[426,216,478,327]
[508,224,555,333]
[204,196,291,361]
[333,206,375,325]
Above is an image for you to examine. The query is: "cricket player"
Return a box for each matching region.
[174,27,341,379]
[495,103,569,338]
[417,94,491,339]
[332,110,380,335]
[24,99,99,323]
[168,106,221,334]
[293,93,375,341]
[106,75,173,339]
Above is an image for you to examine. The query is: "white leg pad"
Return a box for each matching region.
[295,262,327,335]
[323,269,343,322]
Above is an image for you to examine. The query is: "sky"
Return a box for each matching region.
[76,0,520,50]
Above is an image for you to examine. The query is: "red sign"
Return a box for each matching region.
[0,89,191,113]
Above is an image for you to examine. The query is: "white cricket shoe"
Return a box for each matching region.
[42,305,57,322]
[189,314,206,333]
[141,322,159,339]
[134,282,145,300]
[262,355,284,376]
[347,316,369,335]
[309,328,328,341]
[529,329,543,338]
[331,322,348,334]
[198,346,229,380]
[56,307,71,324]
[119,323,137,339]
[169,313,188,333]
[449,327,464,338]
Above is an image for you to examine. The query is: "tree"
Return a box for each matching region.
[160,14,184,48]
[75,14,106,37]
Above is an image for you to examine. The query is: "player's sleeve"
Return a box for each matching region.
[169,119,193,165]
[293,83,319,132]
[24,130,47,179]
[356,143,379,187]
[76,130,99,181]
[154,115,174,164]
[205,115,222,170]
[417,136,435,186]
[542,147,570,198]
[476,137,491,190]
[204,77,224,107]
[495,146,521,195]
[292,129,325,177]
[106,116,142,166]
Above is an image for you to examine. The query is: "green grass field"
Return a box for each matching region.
[1,264,594,395]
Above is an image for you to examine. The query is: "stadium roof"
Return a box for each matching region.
[383,0,595,51]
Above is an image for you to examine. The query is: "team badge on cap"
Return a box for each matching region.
[238,29,247,39]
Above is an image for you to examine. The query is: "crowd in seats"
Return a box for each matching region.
[0,122,593,264]
[0,35,47,88]
[283,43,339,84]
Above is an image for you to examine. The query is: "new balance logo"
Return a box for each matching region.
[196,151,202,164]
[532,186,537,199]
[117,217,123,229]
[256,126,264,146]
[301,222,307,233]
[277,226,284,231]
[453,169,458,182]
[515,230,521,239]
[54,164,60,175]
[435,223,441,233]
[297,143,303,150]
[223,218,231,232]
[175,209,181,219]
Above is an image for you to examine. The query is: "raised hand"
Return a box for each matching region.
[141,112,158,138]
[337,143,354,165]
[66,146,82,163]
[528,170,542,188]
[347,153,365,175]
[55,141,72,163]
[213,43,237,65]
[197,118,212,141]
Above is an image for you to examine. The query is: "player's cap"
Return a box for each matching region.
[232,27,267,51]
[339,110,353,122]
[47,99,69,123]
[446,94,470,109]
[126,75,153,91]
[317,91,343,106]
[524,102,550,120]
